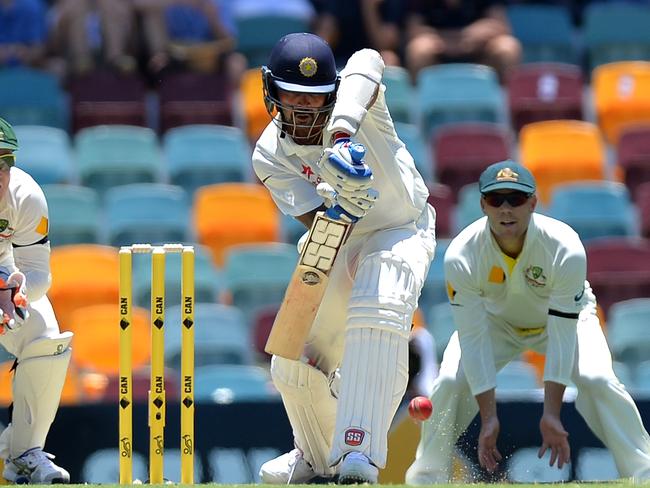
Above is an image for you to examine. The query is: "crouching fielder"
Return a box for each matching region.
[0,117,72,484]
[406,160,650,484]
[253,33,436,483]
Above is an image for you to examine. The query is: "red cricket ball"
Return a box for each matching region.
[408,396,433,421]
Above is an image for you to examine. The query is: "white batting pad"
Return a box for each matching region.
[270,357,338,476]
[331,327,408,468]
[11,334,72,457]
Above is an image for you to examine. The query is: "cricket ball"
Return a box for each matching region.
[408,396,433,421]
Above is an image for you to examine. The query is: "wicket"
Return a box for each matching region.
[119,244,195,484]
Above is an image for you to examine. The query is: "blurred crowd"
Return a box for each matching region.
[0,0,635,88]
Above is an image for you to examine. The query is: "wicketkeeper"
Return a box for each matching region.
[0,117,72,484]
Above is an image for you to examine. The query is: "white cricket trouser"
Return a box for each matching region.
[408,304,650,482]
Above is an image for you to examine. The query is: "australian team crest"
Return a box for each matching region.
[524,265,546,287]
[299,57,317,77]
[0,219,8,233]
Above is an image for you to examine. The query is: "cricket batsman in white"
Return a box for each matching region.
[0,117,72,484]
[252,33,436,483]
[406,160,650,484]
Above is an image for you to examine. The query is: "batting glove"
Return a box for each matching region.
[318,137,373,194]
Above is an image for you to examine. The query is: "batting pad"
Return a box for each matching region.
[330,251,414,468]
[270,357,338,476]
[11,332,72,457]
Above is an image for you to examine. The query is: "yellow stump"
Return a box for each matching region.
[118,249,133,485]
[180,247,195,484]
[149,248,166,484]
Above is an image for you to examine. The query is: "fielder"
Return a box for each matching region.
[406,160,650,484]
[0,117,72,484]
[252,33,436,483]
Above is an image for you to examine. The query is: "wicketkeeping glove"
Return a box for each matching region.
[0,271,28,333]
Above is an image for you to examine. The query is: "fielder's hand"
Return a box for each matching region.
[538,413,570,469]
[0,271,28,333]
[318,138,374,195]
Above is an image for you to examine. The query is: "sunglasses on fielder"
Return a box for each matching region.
[0,154,15,171]
[482,191,532,208]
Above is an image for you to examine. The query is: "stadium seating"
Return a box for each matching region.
[506,4,576,64]
[583,2,650,70]
[68,70,147,133]
[453,183,483,233]
[104,183,192,247]
[592,61,650,144]
[433,122,510,201]
[13,125,75,185]
[0,67,68,130]
[193,183,281,266]
[157,71,233,133]
[131,244,222,308]
[519,120,606,204]
[383,66,414,124]
[194,364,278,403]
[234,15,310,68]
[395,122,433,183]
[42,184,102,246]
[238,68,273,143]
[165,303,254,370]
[222,243,297,324]
[68,304,150,375]
[49,244,120,330]
[427,183,454,239]
[163,124,251,194]
[506,63,584,133]
[103,366,181,403]
[632,359,650,393]
[419,238,452,315]
[546,181,638,242]
[416,63,504,138]
[617,125,650,199]
[75,125,162,193]
[637,182,650,238]
[606,298,650,368]
[251,304,279,362]
[427,302,456,361]
[280,213,306,246]
[585,237,650,316]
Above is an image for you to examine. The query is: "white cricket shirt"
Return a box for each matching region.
[252,49,430,235]
[445,213,592,395]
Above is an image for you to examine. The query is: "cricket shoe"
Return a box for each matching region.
[338,452,378,484]
[260,448,328,484]
[4,448,70,484]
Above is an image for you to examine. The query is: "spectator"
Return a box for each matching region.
[403,0,522,82]
[0,0,49,69]
[314,0,403,67]
[50,0,137,76]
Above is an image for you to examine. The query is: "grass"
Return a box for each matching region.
[18,483,639,488]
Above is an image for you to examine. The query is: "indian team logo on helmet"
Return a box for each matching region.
[299,57,317,78]
[496,167,519,182]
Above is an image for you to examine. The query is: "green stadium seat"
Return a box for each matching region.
[42,184,101,246]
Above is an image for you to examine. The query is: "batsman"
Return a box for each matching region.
[0,117,72,484]
[252,33,436,484]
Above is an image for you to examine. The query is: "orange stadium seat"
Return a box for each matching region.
[239,68,274,143]
[519,120,606,204]
[593,61,650,144]
[68,304,150,375]
[193,183,280,266]
[48,245,120,330]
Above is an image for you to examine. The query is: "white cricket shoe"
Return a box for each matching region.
[259,449,320,484]
[4,448,70,484]
[405,463,450,485]
[338,452,378,484]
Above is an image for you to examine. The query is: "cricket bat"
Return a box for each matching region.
[265,209,352,360]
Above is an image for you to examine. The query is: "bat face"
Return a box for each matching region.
[265,212,352,359]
